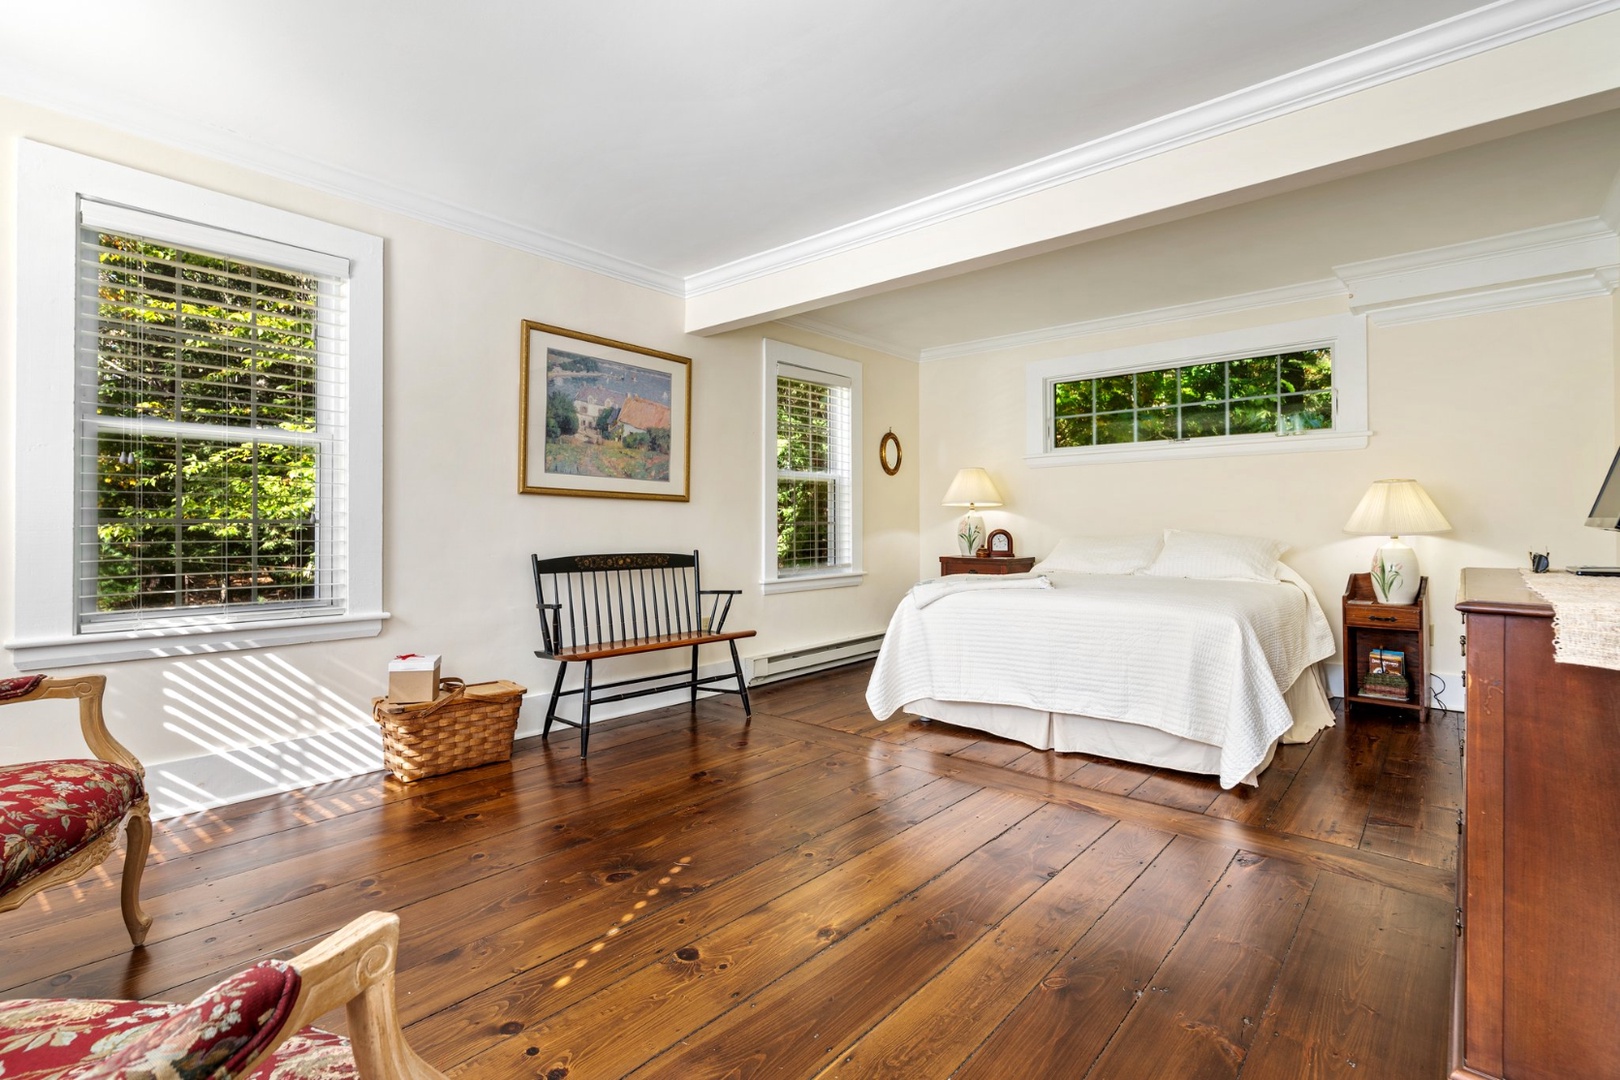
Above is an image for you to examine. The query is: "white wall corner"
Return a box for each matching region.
[776,315,921,363]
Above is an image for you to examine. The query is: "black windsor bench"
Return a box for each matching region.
[530,551,755,756]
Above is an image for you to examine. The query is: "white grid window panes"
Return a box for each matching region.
[77,225,349,630]
[761,340,863,593]
[1024,315,1370,467]
[1051,348,1333,448]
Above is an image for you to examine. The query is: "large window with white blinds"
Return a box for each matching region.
[78,206,350,629]
[11,141,384,669]
[760,340,863,593]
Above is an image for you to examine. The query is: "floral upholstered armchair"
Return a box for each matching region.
[0,673,153,945]
[0,910,448,1079]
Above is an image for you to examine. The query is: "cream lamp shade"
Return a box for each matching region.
[1344,479,1451,604]
[943,467,1004,556]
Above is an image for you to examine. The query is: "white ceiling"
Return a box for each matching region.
[2,0,1617,351]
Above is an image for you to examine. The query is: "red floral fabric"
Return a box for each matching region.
[0,675,45,701]
[0,760,144,895]
[0,960,355,1079]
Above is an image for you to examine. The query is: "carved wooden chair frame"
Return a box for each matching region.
[261,911,447,1078]
[0,673,153,945]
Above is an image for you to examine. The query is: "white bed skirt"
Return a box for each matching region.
[900,662,1335,787]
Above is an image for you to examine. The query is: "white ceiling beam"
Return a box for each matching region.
[685,8,1620,336]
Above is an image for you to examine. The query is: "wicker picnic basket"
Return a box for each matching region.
[371,678,526,782]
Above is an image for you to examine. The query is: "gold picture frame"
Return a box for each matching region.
[519,321,691,501]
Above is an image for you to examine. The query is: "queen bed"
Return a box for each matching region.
[864,531,1338,788]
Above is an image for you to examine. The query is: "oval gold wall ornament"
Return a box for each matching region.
[879,429,902,475]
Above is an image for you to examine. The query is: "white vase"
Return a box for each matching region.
[957,510,984,556]
[1371,537,1419,605]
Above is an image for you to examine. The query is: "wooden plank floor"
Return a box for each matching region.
[1,661,1459,1078]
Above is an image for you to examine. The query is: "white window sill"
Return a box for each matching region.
[5,612,390,671]
[761,570,867,595]
[1027,429,1370,467]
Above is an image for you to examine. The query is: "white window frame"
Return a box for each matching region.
[1025,314,1370,466]
[9,140,386,669]
[760,339,864,594]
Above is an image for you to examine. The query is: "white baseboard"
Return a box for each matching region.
[145,658,748,818]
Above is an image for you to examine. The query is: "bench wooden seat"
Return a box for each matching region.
[531,551,755,756]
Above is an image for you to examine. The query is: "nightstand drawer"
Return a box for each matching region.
[939,555,1035,576]
[1344,602,1422,630]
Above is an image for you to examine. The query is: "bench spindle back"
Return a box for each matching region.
[533,551,721,655]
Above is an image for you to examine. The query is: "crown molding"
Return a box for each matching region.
[685,0,1620,299]
[774,315,921,362]
[1335,216,1620,316]
[0,74,685,297]
[1360,272,1617,326]
[916,279,1347,362]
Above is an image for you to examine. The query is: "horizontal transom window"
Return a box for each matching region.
[1024,315,1370,467]
[1052,349,1333,448]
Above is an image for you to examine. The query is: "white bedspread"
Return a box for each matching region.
[865,568,1336,788]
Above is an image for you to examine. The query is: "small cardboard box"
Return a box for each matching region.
[388,653,441,704]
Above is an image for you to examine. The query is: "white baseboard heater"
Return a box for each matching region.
[749,633,885,685]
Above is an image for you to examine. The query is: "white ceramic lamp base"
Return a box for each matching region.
[957,510,985,556]
[1371,536,1419,605]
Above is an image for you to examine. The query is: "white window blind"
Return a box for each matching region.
[775,362,853,575]
[75,213,351,631]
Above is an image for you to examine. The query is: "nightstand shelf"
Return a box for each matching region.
[939,555,1035,576]
[1341,572,1428,722]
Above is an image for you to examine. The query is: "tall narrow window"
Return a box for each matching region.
[78,214,348,629]
[776,368,851,572]
[12,141,383,669]
[761,340,863,593]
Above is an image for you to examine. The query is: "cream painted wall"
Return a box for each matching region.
[918,296,1619,696]
[0,99,919,809]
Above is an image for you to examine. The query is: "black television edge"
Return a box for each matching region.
[1586,446,1620,530]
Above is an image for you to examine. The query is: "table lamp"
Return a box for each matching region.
[943,468,1003,556]
[1343,478,1451,604]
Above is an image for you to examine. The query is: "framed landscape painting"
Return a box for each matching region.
[519,321,691,500]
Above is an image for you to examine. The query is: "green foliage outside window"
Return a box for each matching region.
[88,233,326,616]
[1052,349,1332,449]
[777,377,838,570]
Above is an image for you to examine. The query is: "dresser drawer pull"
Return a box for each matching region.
[1368,615,1398,622]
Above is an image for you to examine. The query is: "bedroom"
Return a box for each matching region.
[2,2,1618,1077]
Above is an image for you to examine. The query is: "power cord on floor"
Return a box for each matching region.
[1429,672,1448,712]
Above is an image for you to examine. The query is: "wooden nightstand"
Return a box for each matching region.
[939,555,1036,576]
[1341,572,1428,722]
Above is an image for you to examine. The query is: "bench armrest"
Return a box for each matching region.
[535,600,563,655]
[698,588,741,633]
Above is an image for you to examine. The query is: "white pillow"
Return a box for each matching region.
[1032,534,1163,575]
[1142,529,1286,582]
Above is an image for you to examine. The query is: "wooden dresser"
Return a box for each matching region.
[1453,568,1620,1080]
